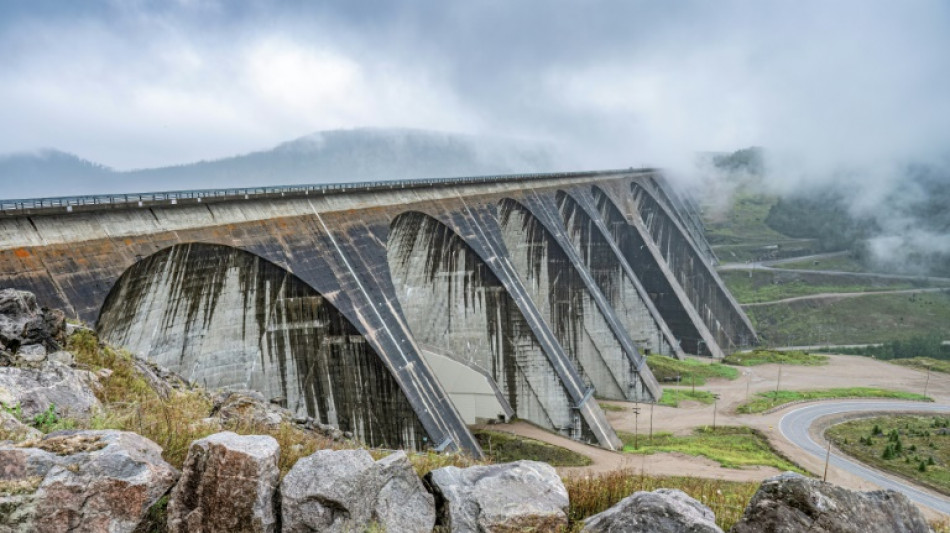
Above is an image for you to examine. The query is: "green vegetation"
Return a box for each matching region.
[718,269,937,304]
[646,355,739,386]
[704,193,788,246]
[619,426,806,473]
[826,415,950,496]
[746,291,950,346]
[472,429,591,467]
[764,191,871,253]
[777,254,868,273]
[712,240,821,263]
[891,357,950,375]
[736,388,932,414]
[830,334,950,360]
[598,402,626,412]
[658,388,717,408]
[723,349,827,367]
[565,470,759,530]
[61,330,481,479]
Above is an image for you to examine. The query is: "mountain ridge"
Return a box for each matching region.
[0,128,563,199]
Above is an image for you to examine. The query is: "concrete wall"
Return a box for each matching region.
[0,169,752,454]
[98,243,429,450]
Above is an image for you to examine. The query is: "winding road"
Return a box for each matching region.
[780,401,950,514]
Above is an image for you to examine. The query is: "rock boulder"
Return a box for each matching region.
[425,460,569,532]
[167,431,280,533]
[582,488,722,533]
[0,289,66,355]
[0,363,101,420]
[0,430,179,533]
[281,449,434,533]
[731,472,930,533]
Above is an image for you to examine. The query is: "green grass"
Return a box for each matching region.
[712,240,820,263]
[736,388,933,414]
[891,357,950,375]
[565,470,759,531]
[646,355,739,386]
[658,388,717,407]
[718,269,941,304]
[598,402,626,412]
[778,254,868,273]
[826,415,950,496]
[746,291,950,346]
[723,349,828,367]
[619,426,806,473]
[703,193,787,245]
[472,429,591,467]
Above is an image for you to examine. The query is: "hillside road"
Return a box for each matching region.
[780,401,950,515]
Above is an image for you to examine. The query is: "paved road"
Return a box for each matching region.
[780,401,950,514]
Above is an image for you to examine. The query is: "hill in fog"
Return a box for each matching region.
[0,129,562,199]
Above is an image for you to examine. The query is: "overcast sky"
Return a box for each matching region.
[1,1,948,178]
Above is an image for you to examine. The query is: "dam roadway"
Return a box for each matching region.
[780,400,950,515]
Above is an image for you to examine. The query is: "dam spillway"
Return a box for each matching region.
[0,169,756,456]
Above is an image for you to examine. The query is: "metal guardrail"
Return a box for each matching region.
[0,168,654,213]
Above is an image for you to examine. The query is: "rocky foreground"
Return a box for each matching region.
[0,289,937,532]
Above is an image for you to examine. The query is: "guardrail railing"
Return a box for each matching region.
[0,168,653,213]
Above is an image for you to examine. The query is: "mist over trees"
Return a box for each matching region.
[705,147,950,277]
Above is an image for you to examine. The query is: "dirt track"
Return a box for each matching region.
[476,354,950,492]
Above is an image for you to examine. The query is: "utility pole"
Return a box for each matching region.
[776,362,783,393]
[649,401,655,444]
[712,393,721,430]
[632,406,641,449]
[823,441,832,482]
[924,365,931,397]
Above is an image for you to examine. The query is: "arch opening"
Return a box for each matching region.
[96,242,429,450]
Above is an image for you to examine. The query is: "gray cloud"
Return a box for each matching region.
[0,0,948,182]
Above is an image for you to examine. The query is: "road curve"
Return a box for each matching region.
[779,401,950,514]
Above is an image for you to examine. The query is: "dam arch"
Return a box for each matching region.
[496,197,653,401]
[386,210,601,443]
[96,242,431,450]
[554,189,677,358]
[591,185,720,356]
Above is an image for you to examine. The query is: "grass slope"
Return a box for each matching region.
[718,269,939,304]
[658,388,718,408]
[892,357,950,375]
[723,349,827,367]
[619,426,806,473]
[565,470,759,530]
[473,429,591,467]
[736,388,932,414]
[777,254,867,273]
[746,291,950,346]
[826,415,950,496]
[647,355,739,386]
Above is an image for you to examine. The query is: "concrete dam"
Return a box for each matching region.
[0,169,756,456]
